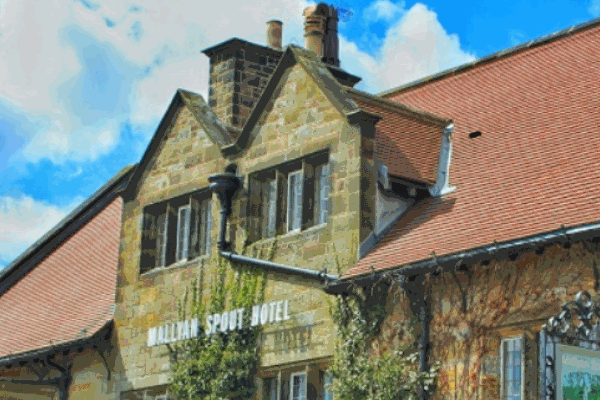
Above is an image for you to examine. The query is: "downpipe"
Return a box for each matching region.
[209,165,339,287]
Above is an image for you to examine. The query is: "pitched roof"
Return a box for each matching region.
[347,88,450,184]
[0,167,133,361]
[347,19,600,278]
[125,90,234,198]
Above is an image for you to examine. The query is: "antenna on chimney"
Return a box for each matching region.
[337,7,353,22]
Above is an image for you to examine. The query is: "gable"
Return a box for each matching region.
[136,103,225,204]
[241,63,346,162]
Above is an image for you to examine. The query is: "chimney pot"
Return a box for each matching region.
[266,20,283,50]
[303,3,340,66]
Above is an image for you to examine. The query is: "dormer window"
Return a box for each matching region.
[141,190,212,273]
[248,151,330,241]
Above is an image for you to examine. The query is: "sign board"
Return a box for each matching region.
[556,344,600,399]
[147,300,291,347]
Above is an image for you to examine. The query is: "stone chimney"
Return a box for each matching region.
[303,3,340,67]
[266,20,283,50]
[202,39,283,132]
[202,5,360,132]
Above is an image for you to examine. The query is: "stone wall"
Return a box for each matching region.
[113,61,370,397]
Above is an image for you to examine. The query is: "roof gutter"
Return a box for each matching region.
[324,221,600,294]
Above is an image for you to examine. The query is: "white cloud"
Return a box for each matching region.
[0,0,473,162]
[0,195,83,267]
[341,3,476,92]
[22,119,121,163]
[0,0,311,160]
[364,0,405,22]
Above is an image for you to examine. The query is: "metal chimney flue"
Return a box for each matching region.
[266,20,283,50]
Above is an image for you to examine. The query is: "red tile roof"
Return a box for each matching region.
[349,90,450,185]
[0,196,123,359]
[348,21,600,278]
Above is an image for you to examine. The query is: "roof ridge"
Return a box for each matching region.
[347,87,451,127]
[378,16,600,98]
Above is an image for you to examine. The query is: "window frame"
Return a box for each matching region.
[248,151,330,242]
[500,336,524,400]
[289,371,307,400]
[141,189,213,274]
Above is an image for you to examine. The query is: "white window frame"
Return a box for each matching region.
[287,170,303,233]
[289,372,307,400]
[176,205,191,262]
[500,336,524,400]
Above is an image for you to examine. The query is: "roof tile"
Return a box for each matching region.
[0,197,122,358]
[348,22,600,277]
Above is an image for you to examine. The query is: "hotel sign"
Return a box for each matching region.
[147,300,291,347]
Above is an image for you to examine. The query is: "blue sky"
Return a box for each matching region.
[0,0,598,269]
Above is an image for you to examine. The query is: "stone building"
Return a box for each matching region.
[5,3,600,400]
[112,6,600,398]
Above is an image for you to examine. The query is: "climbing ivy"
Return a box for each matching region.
[168,242,437,400]
[168,239,276,400]
[329,267,438,400]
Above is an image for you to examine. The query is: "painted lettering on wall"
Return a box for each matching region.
[147,300,291,347]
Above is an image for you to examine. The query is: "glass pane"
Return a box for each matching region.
[157,212,168,267]
[200,199,212,256]
[263,179,277,238]
[177,206,191,261]
[291,374,307,400]
[288,172,302,232]
[502,338,522,400]
[323,372,334,400]
[318,164,329,224]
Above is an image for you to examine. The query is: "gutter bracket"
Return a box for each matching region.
[44,355,73,400]
[98,347,112,381]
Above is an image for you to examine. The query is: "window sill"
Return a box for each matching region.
[285,222,328,237]
[255,222,329,246]
[140,254,211,277]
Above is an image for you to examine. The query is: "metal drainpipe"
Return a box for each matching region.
[208,166,339,286]
[419,295,431,400]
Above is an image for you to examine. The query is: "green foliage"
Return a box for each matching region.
[169,240,276,400]
[329,277,438,400]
